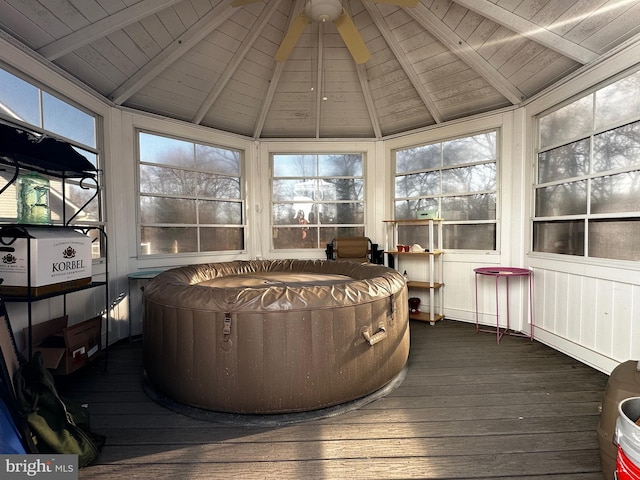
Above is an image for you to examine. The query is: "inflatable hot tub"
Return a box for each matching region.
[142,259,409,414]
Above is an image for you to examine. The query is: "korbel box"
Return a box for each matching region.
[0,227,92,296]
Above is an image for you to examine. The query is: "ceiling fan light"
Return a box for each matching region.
[306,0,342,23]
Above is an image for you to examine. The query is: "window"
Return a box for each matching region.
[393,132,498,250]
[271,153,364,249]
[0,67,103,257]
[534,69,640,261]
[138,131,244,255]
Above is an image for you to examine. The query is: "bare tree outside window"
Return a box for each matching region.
[534,69,640,261]
[394,131,498,251]
[271,153,364,249]
[138,132,244,255]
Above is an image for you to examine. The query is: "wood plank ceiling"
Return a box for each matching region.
[1,0,640,140]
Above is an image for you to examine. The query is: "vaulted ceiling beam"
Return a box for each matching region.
[315,24,324,139]
[37,0,183,61]
[355,63,382,139]
[452,0,598,64]
[109,2,234,105]
[407,3,525,104]
[253,0,305,139]
[193,0,282,124]
[253,62,284,139]
[364,2,443,124]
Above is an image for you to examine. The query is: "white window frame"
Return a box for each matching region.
[392,129,499,252]
[136,129,246,257]
[533,67,640,261]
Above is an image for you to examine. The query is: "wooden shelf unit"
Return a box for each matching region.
[384,219,444,325]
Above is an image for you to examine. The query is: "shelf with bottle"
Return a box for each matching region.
[0,121,109,370]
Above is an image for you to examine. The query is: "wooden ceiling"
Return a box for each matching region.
[1,0,640,140]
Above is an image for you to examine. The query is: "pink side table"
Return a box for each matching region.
[474,267,533,344]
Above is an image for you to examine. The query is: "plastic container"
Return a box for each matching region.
[616,396,640,480]
[598,361,640,480]
[617,445,640,480]
[16,171,50,224]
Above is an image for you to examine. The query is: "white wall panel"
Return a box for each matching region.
[595,280,614,356]
[555,271,569,338]
[566,271,582,341]
[581,276,598,351]
[539,269,555,332]
[530,262,640,374]
[611,282,633,360]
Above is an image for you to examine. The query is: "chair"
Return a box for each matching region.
[326,237,383,264]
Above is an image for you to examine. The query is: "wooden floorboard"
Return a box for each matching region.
[59,319,609,479]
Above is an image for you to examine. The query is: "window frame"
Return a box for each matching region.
[269,152,366,251]
[392,129,499,252]
[0,65,104,258]
[533,67,640,262]
[136,129,246,257]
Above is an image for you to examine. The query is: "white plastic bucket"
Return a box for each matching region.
[616,396,640,480]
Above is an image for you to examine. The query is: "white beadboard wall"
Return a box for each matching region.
[528,262,640,374]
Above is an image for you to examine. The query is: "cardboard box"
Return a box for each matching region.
[23,315,102,375]
[0,227,92,296]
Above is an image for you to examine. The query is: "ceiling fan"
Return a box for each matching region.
[232,0,419,64]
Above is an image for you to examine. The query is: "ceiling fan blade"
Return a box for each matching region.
[275,13,310,62]
[366,0,419,6]
[231,0,264,7]
[334,10,371,64]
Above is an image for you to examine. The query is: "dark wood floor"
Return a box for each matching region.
[60,320,609,479]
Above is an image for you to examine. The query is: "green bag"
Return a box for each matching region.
[13,351,105,467]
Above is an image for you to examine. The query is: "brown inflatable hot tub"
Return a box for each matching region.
[142,259,409,414]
